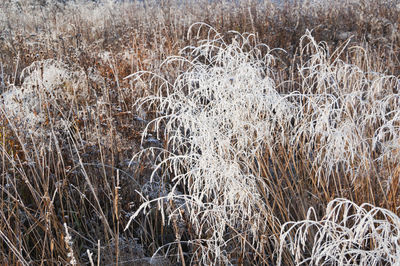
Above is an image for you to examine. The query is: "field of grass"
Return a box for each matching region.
[1,0,400,265]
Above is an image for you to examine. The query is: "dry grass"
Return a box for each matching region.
[279,198,400,265]
[0,0,400,265]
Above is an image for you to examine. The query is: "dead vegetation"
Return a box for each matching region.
[0,0,400,265]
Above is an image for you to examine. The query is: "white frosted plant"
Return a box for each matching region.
[64,223,77,266]
[1,59,89,142]
[125,28,400,264]
[292,31,400,185]
[278,198,400,265]
[125,25,297,264]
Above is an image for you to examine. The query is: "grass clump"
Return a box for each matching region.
[128,25,400,264]
[127,24,291,264]
[279,198,400,265]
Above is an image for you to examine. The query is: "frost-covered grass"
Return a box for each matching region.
[1,0,400,265]
[127,25,287,264]
[279,198,400,265]
[127,24,400,264]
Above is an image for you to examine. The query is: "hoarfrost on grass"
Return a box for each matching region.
[279,198,400,265]
[127,26,289,264]
[0,59,102,149]
[126,26,400,264]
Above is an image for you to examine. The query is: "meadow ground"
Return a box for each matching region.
[0,0,400,265]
